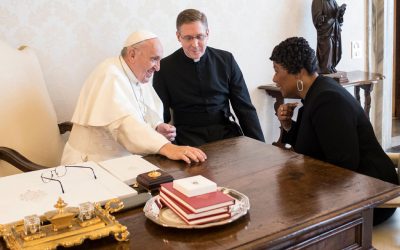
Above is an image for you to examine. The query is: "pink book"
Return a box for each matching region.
[160,193,231,225]
[160,191,229,220]
[160,182,235,213]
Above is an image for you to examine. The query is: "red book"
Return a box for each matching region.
[160,182,235,213]
[159,191,229,220]
[160,193,231,225]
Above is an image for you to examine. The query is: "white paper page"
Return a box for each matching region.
[98,155,159,185]
[0,161,136,224]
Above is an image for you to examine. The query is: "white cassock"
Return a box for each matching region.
[61,56,169,164]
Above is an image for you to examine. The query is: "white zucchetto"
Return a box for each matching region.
[123,30,158,47]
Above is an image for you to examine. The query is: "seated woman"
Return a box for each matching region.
[270,36,398,225]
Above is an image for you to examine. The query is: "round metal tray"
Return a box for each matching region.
[143,187,250,229]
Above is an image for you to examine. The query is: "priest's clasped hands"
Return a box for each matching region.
[156,123,176,141]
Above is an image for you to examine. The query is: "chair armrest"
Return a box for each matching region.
[58,121,72,134]
[379,197,400,208]
[0,146,46,172]
[0,121,72,173]
[386,152,399,165]
[378,152,400,208]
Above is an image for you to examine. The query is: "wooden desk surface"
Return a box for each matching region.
[2,137,398,249]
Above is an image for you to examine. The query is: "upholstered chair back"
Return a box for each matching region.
[0,41,64,176]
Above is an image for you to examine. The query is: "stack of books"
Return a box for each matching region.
[159,175,235,225]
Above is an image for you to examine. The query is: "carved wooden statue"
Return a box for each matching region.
[312,0,346,74]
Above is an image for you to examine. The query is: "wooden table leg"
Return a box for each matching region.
[361,83,374,119]
[354,86,361,105]
[262,90,286,148]
[354,82,374,119]
[354,83,374,120]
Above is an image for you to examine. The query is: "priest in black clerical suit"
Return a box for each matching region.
[153,9,264,146]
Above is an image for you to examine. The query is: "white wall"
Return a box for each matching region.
[0,0,365,144]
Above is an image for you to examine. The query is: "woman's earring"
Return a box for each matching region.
[296,80,304,92]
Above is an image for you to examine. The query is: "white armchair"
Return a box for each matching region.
[0,41,70,176]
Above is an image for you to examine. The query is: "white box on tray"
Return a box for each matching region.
[173,175,217,197]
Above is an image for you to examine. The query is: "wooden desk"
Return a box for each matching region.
[258,70,384,119]
[1,137,398,249]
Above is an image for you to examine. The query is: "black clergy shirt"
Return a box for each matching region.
[153,47,264,145]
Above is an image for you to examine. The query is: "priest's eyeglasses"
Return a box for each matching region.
[40,165,97,194]
[180,34,207,42]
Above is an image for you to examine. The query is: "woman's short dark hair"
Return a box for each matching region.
[269,37,318,75]
[176,9,208,31]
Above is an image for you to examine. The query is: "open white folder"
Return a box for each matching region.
[98,155,160,186]
[0,161,139,224]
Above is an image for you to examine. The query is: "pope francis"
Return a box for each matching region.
[62,30,206,165]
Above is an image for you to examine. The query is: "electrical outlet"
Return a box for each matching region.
[351,40,363,59]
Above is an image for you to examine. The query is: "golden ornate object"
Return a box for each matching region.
[0,198,129,249]
[147,170,161,179]
[44,197,77,231]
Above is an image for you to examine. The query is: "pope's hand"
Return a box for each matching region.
[156,123,177,141]
[158,143,207,164]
